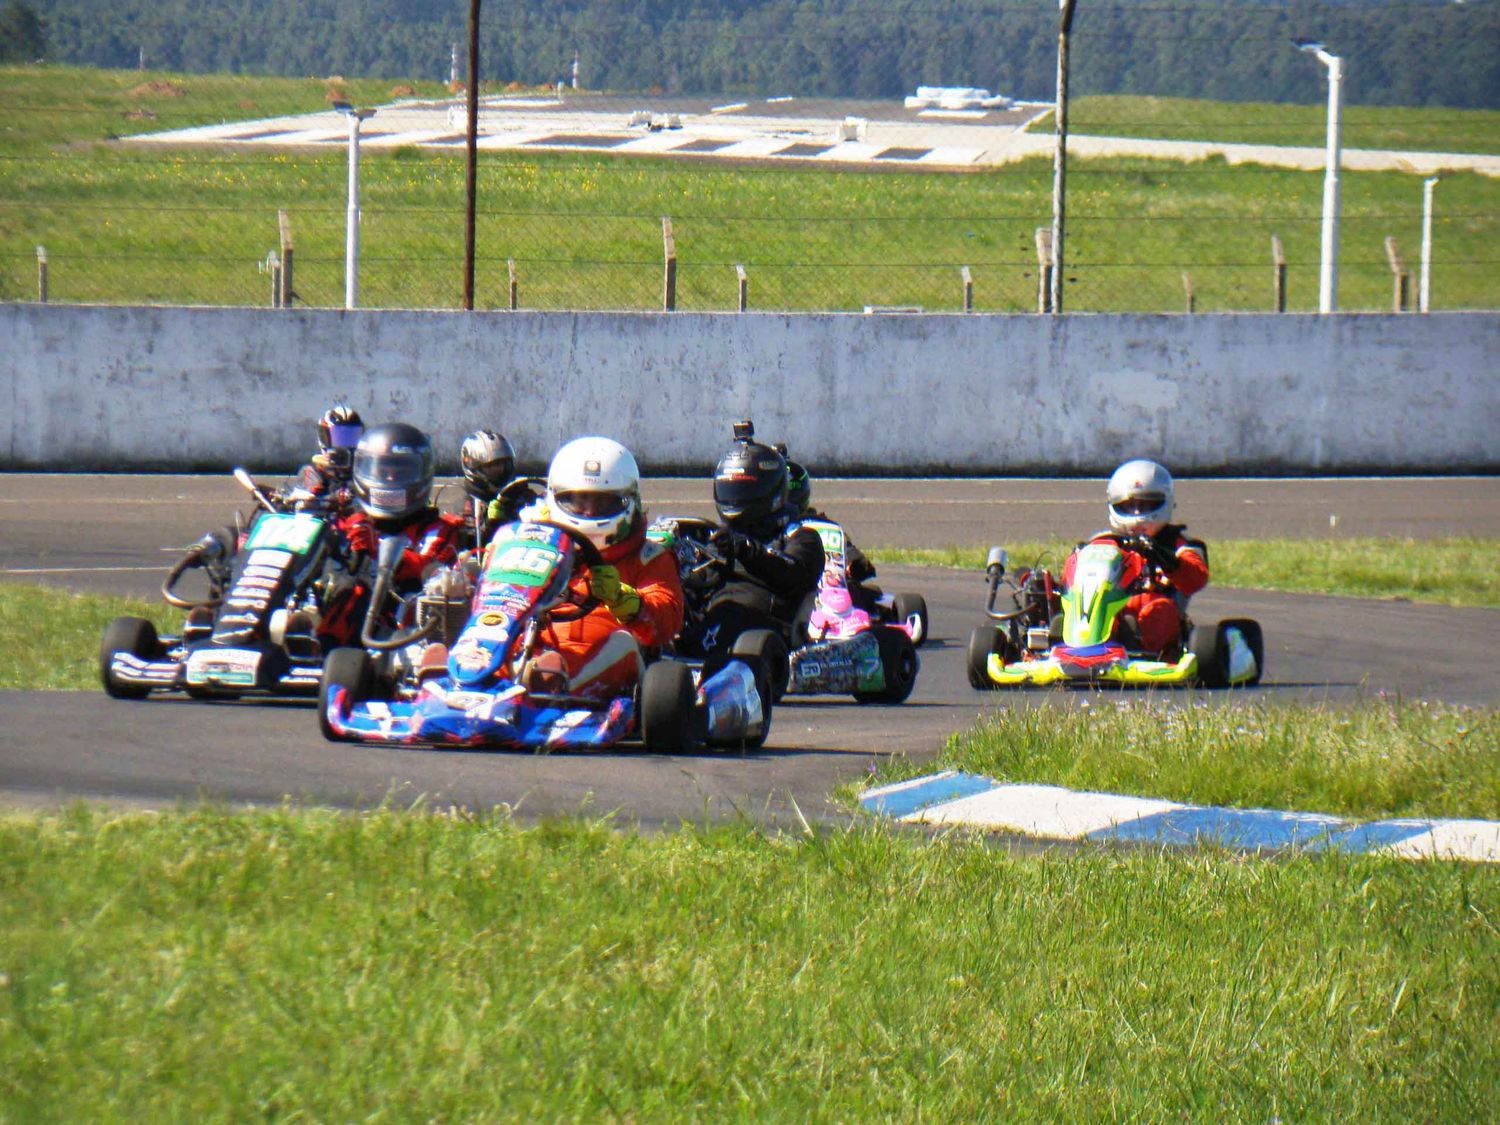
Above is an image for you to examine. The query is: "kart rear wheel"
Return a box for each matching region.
[319,647,373,742]
[1194,618,1264,688]
[966,625,1012,690]
[731,629,790,703]
[891,593,930,647]
[855,628,918,704]
[100,616,159,700]
[640,660,698,752]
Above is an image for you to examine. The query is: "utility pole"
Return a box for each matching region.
[463,0,481,310]
[1051,0,1078,316]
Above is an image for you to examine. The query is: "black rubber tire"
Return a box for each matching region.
[855,628,918,704]
[319,647,373,741]
[1192,622,1230,688]
[731,628,790,703]
[1217,618,1265,687]
[640,660,698,752]
[99,616,158,700]
[891,593,930,647]
[966,624,1011,690]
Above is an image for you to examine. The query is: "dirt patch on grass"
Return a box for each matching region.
[122,108,158,121]
[127,81,186,98]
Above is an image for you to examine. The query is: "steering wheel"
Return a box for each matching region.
[531,521,604,622]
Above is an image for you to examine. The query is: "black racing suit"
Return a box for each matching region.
[693,522,825,655]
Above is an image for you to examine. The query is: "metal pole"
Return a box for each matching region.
[344,113,362,309]
[1050,0,1078,316]
[463,0,481,310]
[1420,176,1439,313]
[1320,53,1343,313]
[36,245,47,303]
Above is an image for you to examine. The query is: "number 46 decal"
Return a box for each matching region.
[492,544,559,578]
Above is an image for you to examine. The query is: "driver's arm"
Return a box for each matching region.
[736,525,825,599]
[619,547,685,648]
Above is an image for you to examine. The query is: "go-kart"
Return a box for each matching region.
[647,515,919,705]
[320,520,773,751]
[966,533,1264,689]
[789,517,929,647]
[100,468,362,699]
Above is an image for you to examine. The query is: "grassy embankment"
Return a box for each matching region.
[1,66,1497,310]
[872,537,1500,609]
[1,809,1496,1120]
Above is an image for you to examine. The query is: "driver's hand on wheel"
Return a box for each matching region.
[1134,536,1179,574]
[711,527,758,564]
[589,564,642,623]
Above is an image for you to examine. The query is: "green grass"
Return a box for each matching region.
[870,538,1500,608]
[865,699,1500,823]
[2,65,1497,311]
[1067,95,1500,155]
[1,808,1495,1120]
[0,583,177,691]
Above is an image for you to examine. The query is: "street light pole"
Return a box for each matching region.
[1295,41,1343,314]
[1420,175,1440,313]
[1051,0,1078,316]
[337,105,376,310]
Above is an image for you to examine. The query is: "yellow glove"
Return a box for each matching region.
[485,497,506,523]
[589,565,642,622]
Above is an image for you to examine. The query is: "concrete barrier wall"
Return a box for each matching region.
[2,304,1496,474]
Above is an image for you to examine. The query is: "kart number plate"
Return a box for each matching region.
[185,648,262,686]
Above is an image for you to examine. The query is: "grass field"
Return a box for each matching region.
[2,65,1497,312]
[871,538,1500,609]
[1,809,1495,1120]
[865,698,1500,823]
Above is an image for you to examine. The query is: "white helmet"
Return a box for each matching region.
[1106,459,1174,536]
[543,436,641,549]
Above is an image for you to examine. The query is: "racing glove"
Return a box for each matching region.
[1136,536,1180,574]
[711,527,760,565]
[588,564,642,623]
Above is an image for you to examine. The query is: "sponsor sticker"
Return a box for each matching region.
[185,647,262,686]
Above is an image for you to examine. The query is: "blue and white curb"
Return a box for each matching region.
[861,771,1500,863]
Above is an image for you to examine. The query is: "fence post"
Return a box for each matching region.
[1034,228,1052,314]
[735,264,748,312]
[1271,235,1287,313]
[277,210,295,308]
[1385,236,1409,313]
[35,245,47,303]
[267,251,282,308]
[661,217,676,312]
[507,259,518,310]
[1182,272,1195,314]
[961,265,973,313]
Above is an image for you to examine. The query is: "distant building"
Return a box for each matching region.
[904,86,1011,110]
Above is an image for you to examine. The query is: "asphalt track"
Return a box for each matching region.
[1,475,1496,827]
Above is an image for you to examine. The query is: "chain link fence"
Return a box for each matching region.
[2,63,1496,313]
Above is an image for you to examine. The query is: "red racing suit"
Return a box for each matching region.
[536,523,685,698]
[320,508,468,646]
[1064,524,1209,657]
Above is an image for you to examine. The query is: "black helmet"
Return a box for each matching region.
[714,432,789,534]
[459,429,516,500]
[352,423,435,522]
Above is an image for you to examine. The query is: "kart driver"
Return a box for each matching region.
[320,423,467,648]
[1065,459,1210,658]
[280,404,365,512]
[456,429,521,548]
[514,436,684,699]
[778,450,879,596]
[692,423,825,655]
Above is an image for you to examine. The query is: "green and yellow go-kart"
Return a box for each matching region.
[966,536,1264,689]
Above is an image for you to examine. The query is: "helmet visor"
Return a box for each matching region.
[355,449,429,489]
[326,422,364,450]
[715,473,778,509]
[1111,493,1167,516]
[555,490,628,520]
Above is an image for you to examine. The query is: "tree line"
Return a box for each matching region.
[10,0,1499,110]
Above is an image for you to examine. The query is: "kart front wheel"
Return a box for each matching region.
[891,593,930,647]
[100,616,159,700]
[966,625,1012,690]
[640,660,698,752]
[731,629,790,703]
[855,628,918,704]
[319,647,373,742]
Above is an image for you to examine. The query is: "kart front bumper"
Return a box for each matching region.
[985,648,1200,687]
